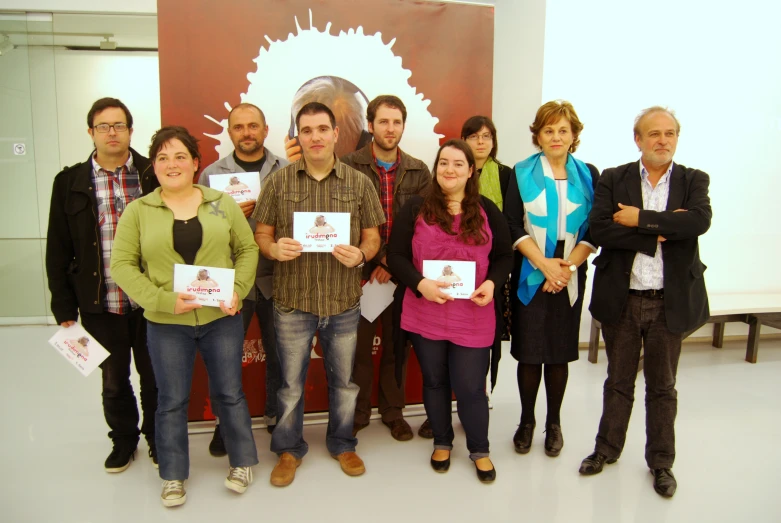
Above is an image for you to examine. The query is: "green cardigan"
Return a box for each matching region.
[110,185,259,326]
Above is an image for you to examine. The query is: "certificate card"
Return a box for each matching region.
[173,264,235,307]
[422,260,476,299]
[48,323,110,377]
[294,212,350,252]
[209,172,260,203]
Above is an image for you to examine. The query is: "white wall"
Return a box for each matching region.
[541,0,781,340]
[53,50,160,171]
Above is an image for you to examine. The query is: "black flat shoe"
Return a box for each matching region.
[651,468,677,498]
[544,423,563,457]
[475,460,496,483]
[513,422,535,454]
[578,451,617,475]
[430,451,450,473]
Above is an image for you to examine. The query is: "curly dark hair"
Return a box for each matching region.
[420,139,488,246]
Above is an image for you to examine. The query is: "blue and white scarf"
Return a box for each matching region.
[515,153,593,306]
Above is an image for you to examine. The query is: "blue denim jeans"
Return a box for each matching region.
[270,301,361,459]
[409,332,491,460]
[147,314,258,480]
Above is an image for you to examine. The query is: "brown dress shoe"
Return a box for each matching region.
[418,419,434,439]
[270,453,301,487]
[334,451,366,476]
[383,418,413,441]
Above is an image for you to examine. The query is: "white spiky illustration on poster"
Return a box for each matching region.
[205,10,442,165]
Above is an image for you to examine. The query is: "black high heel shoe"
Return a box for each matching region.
[430,451,450,473]
[474,459,496,483]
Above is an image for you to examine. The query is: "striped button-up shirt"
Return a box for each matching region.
[253,157,385,316]
[91,153,141,314]
[629,161,673,290]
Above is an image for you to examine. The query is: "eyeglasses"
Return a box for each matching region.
[465,133,493,142]
[93,123,129,133]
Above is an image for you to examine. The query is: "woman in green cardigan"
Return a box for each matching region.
[111,126,259,508]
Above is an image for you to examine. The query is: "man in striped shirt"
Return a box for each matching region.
[254,102,384,486]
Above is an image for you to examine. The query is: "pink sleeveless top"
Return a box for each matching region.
[401,211,495,348]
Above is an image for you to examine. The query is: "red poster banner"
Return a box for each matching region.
[157,0,494,421]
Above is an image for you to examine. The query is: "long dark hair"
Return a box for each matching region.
[420,139,488,245]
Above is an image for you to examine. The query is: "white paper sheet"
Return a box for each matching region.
[173,264,235,307]
[48,323,110,377]
[360,279,397,323]
[422,259,476,299]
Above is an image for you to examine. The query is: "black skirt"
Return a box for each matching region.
[510,241,587,364]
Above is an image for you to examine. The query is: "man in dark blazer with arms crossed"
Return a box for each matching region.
[579,106,711,498]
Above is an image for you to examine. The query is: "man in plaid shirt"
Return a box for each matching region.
[46,98,159,473]
[341,95,432,441]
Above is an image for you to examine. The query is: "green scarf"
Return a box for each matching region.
[478,157,503,210]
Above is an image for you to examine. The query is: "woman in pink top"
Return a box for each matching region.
[387,140,512,483]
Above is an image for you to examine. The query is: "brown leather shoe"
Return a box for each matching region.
[418,418,434,439]
[269,453,301,487]
[333,451,366,476]
[383,418,413,441]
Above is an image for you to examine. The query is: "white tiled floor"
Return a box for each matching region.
[3,325,781,522]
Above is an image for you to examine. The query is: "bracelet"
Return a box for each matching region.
[355,250,367,269]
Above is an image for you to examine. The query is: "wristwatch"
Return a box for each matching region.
[355,250,367,269]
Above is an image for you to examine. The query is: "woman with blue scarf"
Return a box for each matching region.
[504,101,599,458]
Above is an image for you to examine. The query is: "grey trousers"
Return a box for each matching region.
[595,294,682,469]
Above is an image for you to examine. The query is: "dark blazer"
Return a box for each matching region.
[387,194,514,389]
[588,161,712,333]
[46,148,158,324]
[496,162,513,202]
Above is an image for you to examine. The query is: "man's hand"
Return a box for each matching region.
[417,278,455,304]
[239,200,256,218]
[613,203,640,227]
[369,265,392,284]
[219,291,240,316]
[284,137,302,162]
[270,238,303,261]
[470,280,495,307]
[60,320,76,328]
[333,244,363,268]
[174,293,202,314]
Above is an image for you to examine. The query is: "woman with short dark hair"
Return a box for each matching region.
[111,126,259,507]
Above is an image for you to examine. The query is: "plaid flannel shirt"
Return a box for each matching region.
[91,153,141,314]
[372,147,400,246]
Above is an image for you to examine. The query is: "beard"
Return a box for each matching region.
[373,134,401,152]
[237,139,262,155]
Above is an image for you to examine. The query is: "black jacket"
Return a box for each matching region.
[588,161,711,333]
[45,148,158,323]
[387,195,514,389]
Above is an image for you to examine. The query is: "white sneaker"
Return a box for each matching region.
[161,479,186,507]
[225,466,253,494]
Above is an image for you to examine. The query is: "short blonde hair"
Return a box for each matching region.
[633,106,681,138]
[529,100,584,153]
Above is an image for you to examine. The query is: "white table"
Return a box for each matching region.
[588,293,781,364]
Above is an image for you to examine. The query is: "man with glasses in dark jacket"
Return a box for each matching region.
[46,97,159,473]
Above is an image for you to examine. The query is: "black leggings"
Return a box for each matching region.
[516,362,569,426]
